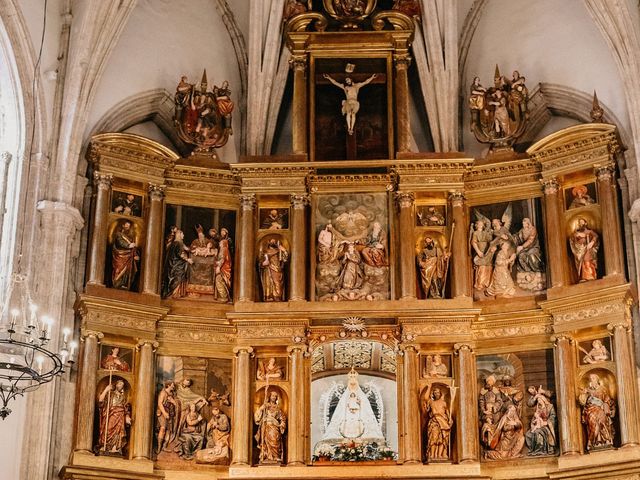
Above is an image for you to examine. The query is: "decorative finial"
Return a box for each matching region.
[591,90,604,123]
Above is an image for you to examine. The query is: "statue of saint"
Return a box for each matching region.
[360,221,387,267]
[197,402,231,464]
[417,237,450,299]
[162,229,193,299]
[317,224,334,264]
[469,76,486,110]
[525,386,557,456]
[186,225,217,297]
[337,243,364,290]
[176,402,205,459]
[213,228,233,302]
[97,379,131,454]
[156,381,179,454]
[578,373,615,450]
[471,216,495,293]
[254,390,287,464]
[485,242,517,298]
[514,218,544,275]
[259,238,289,302]
[582,339,609,364]
[424,387,453,461]
[323,72,377,135]
[569,218,600,282]
[101,346,130,372]
[111,221,140,290]
[484,404,525,460]
[569,185,595,209]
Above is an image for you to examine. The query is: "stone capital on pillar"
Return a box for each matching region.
[541,177,560,195]
[0,151,12,166]
[80,329,105,342]
[93,171,113,190]
[290,193,309,209]
[449,191,465,207]
[453,342,474,355]
[148,183,165,199]
[239,193,257,211]
[607,321,631,334]
[595,162,616,181]
[233,346,254,356]
[551,334,575,346]
[37,200,85,233]
[136,339,160,351]
[287,344,308,356]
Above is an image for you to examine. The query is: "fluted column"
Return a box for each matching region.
[87,172,113,285]
[74,330,104,452]
[608,321,640,446]
[596,163,625,277]
[396,192,416,299]
[231,346,254,465]
[291,55,308,155]
[287,344,306,465]
[542,178,568,287]
[401,344,420,463]
[132,340,158,459]
[238,194,256,302]
[454,343,478,463]
[394,53,412,154]
[289,194,308,301]
[552,334,580,455]
[450,192,471,298]
[142,184,165,294]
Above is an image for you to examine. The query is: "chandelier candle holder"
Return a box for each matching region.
[0,273,76,419]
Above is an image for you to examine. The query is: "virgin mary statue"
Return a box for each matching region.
[321,367,385,443]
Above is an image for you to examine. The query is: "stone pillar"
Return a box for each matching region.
[450,192,471,298]
[291,55,308,155]
[87,172,113,286]
[132,340,158,460]
[401,344,421,463]
[231,346,254,465]
[552,334,581,455]
[142,184,165,294]
[396,192,416,300]
[0,152,13,237]
[454,343,478,463]
[238,195,256,302]
[394,53,412,154]
[608,321,640,447]
[287,344,306,465]
[596,163,625,277]
[289,194,308,301]
[74,330,104,452]
[542,178,568,287]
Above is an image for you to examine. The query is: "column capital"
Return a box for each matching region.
[37,200,85,233]
[607,321,631,334]
[290,193,309,209]
[394,52,412,69]
[93,171,113,190]
[148,183,166,199]
[239,194,256,211]
[395,191,415,209]
[287,344,308,356]
[541,177,560,195]
[551,333,575,346]
[80,329,104,342]
[289,55,307,72]
[453,342,474,355]
[449,191,465,207]
[136,339,160,351]
[0,151,12,166]
[595,162,616,181]
[233,346,254,356]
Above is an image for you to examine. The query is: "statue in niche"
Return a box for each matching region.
[569,217,600,282]
[254,389,287,464]
[417,236,450,299]
[196,401,231,464]
[424,386,454,462]
[514,218,545,291]
[581,339,609,364]
[162,229,192,299]
[525,386,557,456]
[101,346,130,372]
[417,206,445,226]
[569,185,595,209]
[579,373,616,450]
[259,238,289,302]
[97,379,132,455]
[176,402,205,459]
[111,220,140,290]
[360,221,387,267]
[471,215,495,294]
[186,225,217,297]
[112,192,141,216]
[257,357,284,382]
[424,354,448,378]
[213,227,233,302]
[156,381,180,453]
[323,66,377,136]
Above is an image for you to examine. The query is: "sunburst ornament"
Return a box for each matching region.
[342,316,366,333]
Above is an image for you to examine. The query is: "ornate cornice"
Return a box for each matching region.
[308,173,395,193]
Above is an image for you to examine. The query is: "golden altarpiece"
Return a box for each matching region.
[63,3,640,480]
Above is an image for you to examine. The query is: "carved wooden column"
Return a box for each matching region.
[596,163,625,277]
[394,53,411,154]
[132,340,158,460]
[87,172,112,285]
[608,321,640,447]
[238,194,256,302]
[231,346,254,465]
[396,192,416,299]
[74,330,104,452]
[450,192,471,298]
[454,343,478,463]
[542,178,568,287]
[287,344,306,465]
[289,194,308,301]
[142,184,165,294]
[401,344,420,464]
[552,334,581,455]
[291,55,308,155]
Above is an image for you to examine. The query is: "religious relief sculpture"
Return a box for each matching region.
[569,217,600,282]
[258,237,289,302]
[469,68,528,152]
[101,346,130,372]
[254,389,287,465]
[524,386,557,456]
[176,402,206,459]
[196,400,231,465]
[257,357,285,381]
[424,354,448,378]
[578,373,616,450]
[423,385,455,462]
[417,236,451,299]
[514,218,545,291]
[111,220,140,291]
[260,208,288,230]
[97,378,132,455]
[174,71,233,156]
[322,0,377,29]
[580,339,609,364]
